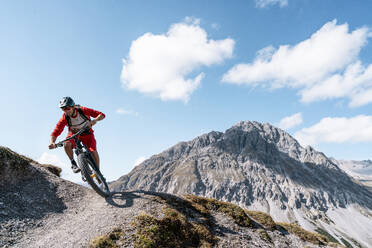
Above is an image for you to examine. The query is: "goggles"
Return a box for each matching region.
[61,106,72,111]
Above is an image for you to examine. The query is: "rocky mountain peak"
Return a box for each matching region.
[156,121,336,172]
[113,120,362,209]
[111,120,372,247]
[221,120,300,157]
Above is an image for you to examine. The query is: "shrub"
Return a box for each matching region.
[40,164,62,177]
[132,207,216,248]
[184,195,255,228]
[277,222,328,245]
[245,210,276,229]
[89,227,123,248]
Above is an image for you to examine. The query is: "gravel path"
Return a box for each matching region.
[0,147,162,248]
[5,186,330,248]
[12,189,163,248]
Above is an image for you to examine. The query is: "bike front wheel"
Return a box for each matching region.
[77,154,110,197]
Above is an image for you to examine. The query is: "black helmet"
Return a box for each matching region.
[59,97,75,108]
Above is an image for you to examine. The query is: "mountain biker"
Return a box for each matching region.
[48,97,105,174]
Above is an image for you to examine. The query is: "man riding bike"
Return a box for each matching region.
[48,97,105,174]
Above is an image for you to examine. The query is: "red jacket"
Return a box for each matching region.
[51,106,105,137]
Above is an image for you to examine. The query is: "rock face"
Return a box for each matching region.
[112,121,372,247]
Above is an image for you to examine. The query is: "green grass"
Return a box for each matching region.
[277,222,328,245]
[89,194,340,247]
[315,228,339,244]
[341,238,353,248]
[185,195,334,246]
[245,210,276,230]
[184,194,255,228]
[131,207,216,248]
[89,227,123,248]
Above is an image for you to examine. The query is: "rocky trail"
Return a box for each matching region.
[13,190,159,248]
[6,188,332,248]
[0,146,155,247]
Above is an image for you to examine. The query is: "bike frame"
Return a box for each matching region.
[56,127,99,171]
[55,126,110,197]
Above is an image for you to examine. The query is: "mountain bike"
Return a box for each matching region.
[54,126,110,197]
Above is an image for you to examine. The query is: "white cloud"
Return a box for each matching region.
[300,61,372,107]
[294,115,372,146]
[38,152,81,183]
[278,112,303,130]
[116,108,139,116]
[255,0,288,8]
[121,17,235,102]
[222,20,372,107]
[134,156,146,167]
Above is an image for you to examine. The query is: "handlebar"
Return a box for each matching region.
[54,126,90,148]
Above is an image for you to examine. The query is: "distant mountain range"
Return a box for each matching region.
[112,121,372,248]
[331,159,372,189]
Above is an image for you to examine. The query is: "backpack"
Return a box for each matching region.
[65,105,91,131]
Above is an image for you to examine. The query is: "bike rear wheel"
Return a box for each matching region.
[77,154,110,197]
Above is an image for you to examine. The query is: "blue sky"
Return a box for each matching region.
[1,0,372,182]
